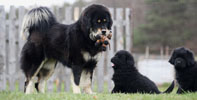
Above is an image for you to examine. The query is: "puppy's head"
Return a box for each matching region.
[169,47,195,69]
[111,50,134,70]
[80,4,113,41]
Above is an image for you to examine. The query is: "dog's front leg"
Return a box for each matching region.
[80,70,94,94]
[111,86,120,93]
[71,65,82,94]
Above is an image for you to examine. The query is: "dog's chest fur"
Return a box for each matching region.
[81,51,101,62]
[175,68,195,87]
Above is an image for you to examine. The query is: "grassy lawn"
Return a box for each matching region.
[1,91,197,100]
[0,84,197,100]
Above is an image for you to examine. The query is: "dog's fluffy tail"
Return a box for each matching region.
[20,7,57,40]
[162,81,175,93]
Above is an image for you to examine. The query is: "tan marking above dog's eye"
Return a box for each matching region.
[97,19,101,23]
[103,19,106,22]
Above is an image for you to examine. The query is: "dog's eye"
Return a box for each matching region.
[117,56,121,58]
[97,19,101,23]
[103,19,106,22]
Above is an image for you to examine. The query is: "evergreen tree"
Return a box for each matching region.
[134,0,197,51]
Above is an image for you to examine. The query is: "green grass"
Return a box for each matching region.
[1,83,197,100]
[1,91,197,100]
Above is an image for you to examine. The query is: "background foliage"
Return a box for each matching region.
[134,0,197,53]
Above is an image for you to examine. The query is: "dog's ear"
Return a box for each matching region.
[169,51,176,65]
[83,15,91,31]
[80,11,91,33]
[127,60,134,66]
[186,49,195,66]
[126,56,134,66]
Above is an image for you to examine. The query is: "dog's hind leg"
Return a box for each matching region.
[36,59,57,93]
[36,78,47,93]
[111,86,120,93]
[20,41,45,94]
[24,59,47,94]
[24,59,57,94]
[25,80,35,94]
[80,70,94,94]
[24,77,35,94]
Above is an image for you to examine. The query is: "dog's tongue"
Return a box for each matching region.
[111,63,115,67]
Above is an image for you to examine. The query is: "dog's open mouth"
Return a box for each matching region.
[89,28,112,41]
[90,28,112,51]
[111,63,115,67]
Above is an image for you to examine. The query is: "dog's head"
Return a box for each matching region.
[169,47,195,69]
[80,4,113,41]
[111,50,134,70]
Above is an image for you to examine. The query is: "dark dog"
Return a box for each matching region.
[111,50,174,94]
[169,47,197,94]
[20,4,113,94]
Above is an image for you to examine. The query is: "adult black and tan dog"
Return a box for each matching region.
[20,4,113,94]
[111,50,174,94]
[169,47,197,94]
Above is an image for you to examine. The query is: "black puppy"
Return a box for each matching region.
[111,50,174,94]
[169,47,197,94]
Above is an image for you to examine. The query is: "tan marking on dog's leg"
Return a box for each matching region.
[32,59,48,79]
[25,80,34,94]
[71,72,81,94]
[80,70,94,94]
[37,59,56,93]
[38,79,46,93]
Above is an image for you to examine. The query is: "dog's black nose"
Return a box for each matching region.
[102,30,106,35]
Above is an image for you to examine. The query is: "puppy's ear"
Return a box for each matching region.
[186,50,195,66]
[169,51,176,65]
[127,60,134,66]
[169,57,175,65]
[126,56,134,66]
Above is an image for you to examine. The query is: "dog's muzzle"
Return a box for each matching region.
[89,28,111,41]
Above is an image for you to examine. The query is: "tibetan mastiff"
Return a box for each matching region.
[169,47,197,94]
[111,50,174,94]
[20,4,113,94]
